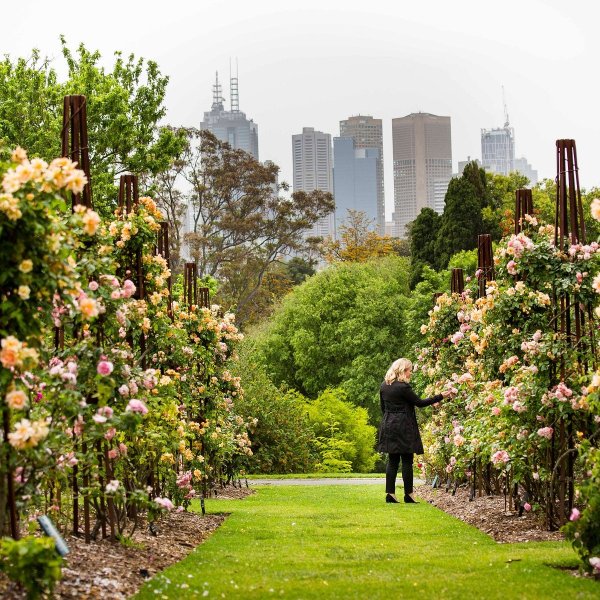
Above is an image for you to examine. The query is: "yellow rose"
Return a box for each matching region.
[19,260,33,273]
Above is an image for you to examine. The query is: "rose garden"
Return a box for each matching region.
[0,48,599,600]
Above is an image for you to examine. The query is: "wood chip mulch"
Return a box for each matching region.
[0,486,255,599]
[416,484,564,543]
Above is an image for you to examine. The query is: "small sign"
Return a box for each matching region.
[37,515,69,557]
[432,475,439,489]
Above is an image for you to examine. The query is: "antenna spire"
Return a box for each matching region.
[502,85,510,128]
[212,71,224,111]
[230,58,239,113]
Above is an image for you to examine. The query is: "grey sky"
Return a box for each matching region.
[3,0,599,217]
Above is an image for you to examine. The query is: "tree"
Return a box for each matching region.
[321,210,396,262]
[0,39,186,216]
[252,256,412,423]
[408,207,441,288]
[433,162,490,269]
[158,128,334,325]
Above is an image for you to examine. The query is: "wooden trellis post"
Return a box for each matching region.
[61,95,93,209]
[450,268,464,294]
[184,263,198,309]
[157,222,173,317]
[514,189,533,235]
[477,234,494,299]
[547,139,594,528]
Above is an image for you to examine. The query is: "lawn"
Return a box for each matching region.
[135,485,598,599]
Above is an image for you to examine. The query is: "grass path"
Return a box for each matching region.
[135,485,597,599]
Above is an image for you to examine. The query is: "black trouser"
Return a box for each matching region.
[386,453,414,495]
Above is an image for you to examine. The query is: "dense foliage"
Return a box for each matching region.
[252,256,412,424]
[413,207,600,574]
[0,147,252,589]
[0,39,185,216]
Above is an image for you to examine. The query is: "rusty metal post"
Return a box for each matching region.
[3,408,19,539]
[198,287,210,308]
[450,268,464,294]
[184,263,198,309]
[158,222,173,317]
[118,174,139,214]
[548,139,590,528]
[514,189,533,235]
[62,95,93,209]
[477,234,494,299]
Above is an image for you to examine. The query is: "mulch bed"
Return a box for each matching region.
[415,484,564,543]
[0,486,255,599]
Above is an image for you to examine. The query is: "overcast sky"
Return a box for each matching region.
[3,0,599,217]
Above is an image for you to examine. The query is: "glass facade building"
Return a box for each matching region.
[333,137,379,235]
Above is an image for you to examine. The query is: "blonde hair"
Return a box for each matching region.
[384,358,412,384]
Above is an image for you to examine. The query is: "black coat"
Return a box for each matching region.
[376,381,442,455]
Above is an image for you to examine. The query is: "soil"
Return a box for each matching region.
[415,483,564,543]
[0,485,255,600]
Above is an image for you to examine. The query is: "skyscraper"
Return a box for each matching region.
[481,125,514,176]
[339,116,385,234]
[292,127,334,239]
[333,137,379,234]
[392,112,452,237]
[201,72,259,160]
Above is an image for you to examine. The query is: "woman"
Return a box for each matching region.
[377,358,451,503]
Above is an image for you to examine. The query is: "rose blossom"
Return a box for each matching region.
[569,508,581,521]
[118,384,130,397]
[88,281,99,291]
[590,557,600,572]
[154,497,174,510]
[5,389,28,410]
[537,427,553,440]
[105,480,120,493]
[523,503,532,512]
[108,448,118,459]
[126,399,148,415]
[97,360,114,376]
[104,427,116,441]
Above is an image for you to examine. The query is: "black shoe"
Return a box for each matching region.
[386,493,399,503]
[404,494,418,503]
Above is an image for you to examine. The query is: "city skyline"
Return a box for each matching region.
[2,1,599,220]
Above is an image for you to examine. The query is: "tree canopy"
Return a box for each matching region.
[251,256,412,423]
[0,38,186,216]
[150,128,334,325]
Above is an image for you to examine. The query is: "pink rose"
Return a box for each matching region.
[523,502,531,512]
[88,281,99,291]
[108,448,118,459]
[569,508,581,521]
[97,360,114,376]
[126,399,148,415]
[104,427,116,441]
[118,442,128,456]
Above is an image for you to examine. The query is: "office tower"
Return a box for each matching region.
[292,127,334,239]
[333,137,379,234]
[481,125,514,176]
[392,112,452,237]
[457,157,482,176]
[513,157,538,186]
[339,115,385,234]
[201,71,259,160]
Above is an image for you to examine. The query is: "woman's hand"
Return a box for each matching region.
[441,387,457,399]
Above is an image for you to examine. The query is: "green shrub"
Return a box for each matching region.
[306,388,378,473]
[232,338,316,473]
[0,535,63,599]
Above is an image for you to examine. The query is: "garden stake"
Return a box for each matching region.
[514,189,533,235]
[450,268,464,294]
[61,95,93,209]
